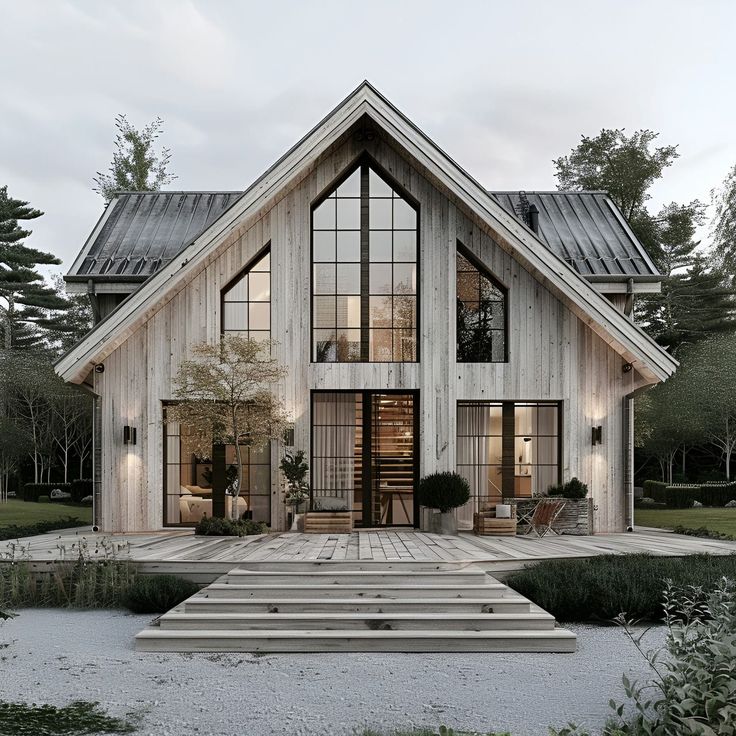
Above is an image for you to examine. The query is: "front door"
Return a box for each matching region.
[311,391,419,527]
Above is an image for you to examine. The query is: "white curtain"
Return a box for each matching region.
[312,393,356,510]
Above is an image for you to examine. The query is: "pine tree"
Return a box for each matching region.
[636,202,735,353]
[711,162,736,274]
[93,114,176,202]
[0,186,69,350]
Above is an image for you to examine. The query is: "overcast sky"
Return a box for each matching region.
[2,0,735,271]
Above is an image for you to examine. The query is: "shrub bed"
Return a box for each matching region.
[506,553,736,622]
[0,517,88,541]
[194,516,268,536]
[642,480,668,503]
[641,480,736,508]
[123,574,199,613]
[70,479,93,503]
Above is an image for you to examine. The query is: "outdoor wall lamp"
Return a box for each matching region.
[283,427,295,447]
[591,425,603,446]
[123,425,137,445]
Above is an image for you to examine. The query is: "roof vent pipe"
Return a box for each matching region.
[528,204,539,234]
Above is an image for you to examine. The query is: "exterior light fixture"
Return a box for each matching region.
[283,427,295,447]
[622,363,633,373]
[591,425,602,446]
[123,425,137,445]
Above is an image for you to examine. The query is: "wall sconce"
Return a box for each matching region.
[123,425,137,445]
[283,427,295,447]
[591,425,602,446]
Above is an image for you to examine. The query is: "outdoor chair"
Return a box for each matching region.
[517,498,566,537]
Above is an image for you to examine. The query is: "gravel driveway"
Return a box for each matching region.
[0,610,665,736]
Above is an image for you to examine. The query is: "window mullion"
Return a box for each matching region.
[360,164,370,362]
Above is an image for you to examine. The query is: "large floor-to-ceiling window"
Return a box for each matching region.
[457,401,561,511]
[312,161,418,362]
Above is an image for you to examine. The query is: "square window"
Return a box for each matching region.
[393,230,416,262]
[337,296,361,328]
[224,276,247,302]
[393,263,416,294]
[314,330,337,362]
[337,198,360,229]
[457,271,480,302]
[369,329,393,361]
[248,271,270,301]
[337,231,361,262]
[392,329,416,361]
[248,302,270,330]
[369,231,392,262]
[313,231,336,262]
[393,295,416,328]
[369,264,392,294]
[314,296,336,328]
[313,264,336,295]
[336,263,360,294]
[369,296,392,328]
[223,302,248,331]
[249,330,271,345]
[393,198,416,229]
[313,199,336,229]
[336,329,361,362]
[252,253,270,272]
[369,198,392,229]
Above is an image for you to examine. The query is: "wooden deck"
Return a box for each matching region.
[3,527,735,582]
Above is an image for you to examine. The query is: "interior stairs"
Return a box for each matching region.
[135,562,576,653]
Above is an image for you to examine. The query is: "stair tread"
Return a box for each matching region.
[138,628,575,639]
[164,611,552,620]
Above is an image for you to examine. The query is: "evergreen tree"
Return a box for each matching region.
[0,186,69,350]
[93,114,176,202]
[711,162,736,274]
[44,275,94,355]
[636,202,735,352]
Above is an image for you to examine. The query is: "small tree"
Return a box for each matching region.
[94,114,176,202]
[166,336,289,520]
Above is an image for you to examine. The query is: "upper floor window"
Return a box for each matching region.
[222,248,270,343]
[312,162,418,362]
[456,244,507,362]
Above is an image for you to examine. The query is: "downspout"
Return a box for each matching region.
[87,279,101,324]
[623,393,635,531]
[624,277,635,318]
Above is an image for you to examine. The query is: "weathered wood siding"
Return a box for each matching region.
[94,133,644,534]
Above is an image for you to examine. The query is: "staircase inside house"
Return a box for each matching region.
[135,562,576,653]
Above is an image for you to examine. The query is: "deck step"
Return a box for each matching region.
[203,582,509,599]
[135,562,576,653]
[183,596,533,614]
[224,568,488,586]
[135,627,577,653]
[159,611,556,631]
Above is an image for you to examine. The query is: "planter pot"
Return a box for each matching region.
[509,497,594,535]
[303,511,353,534]
[428,510,458,535]
[290,513,304,532]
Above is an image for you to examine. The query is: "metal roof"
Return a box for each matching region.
[67,188,660,282]
[67,191,242,280]
[490,191,660,279]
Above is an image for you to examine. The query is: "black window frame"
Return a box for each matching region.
[310,154,420,364]
[456,241,509,363]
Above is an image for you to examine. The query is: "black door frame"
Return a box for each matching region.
[310,389,420,528]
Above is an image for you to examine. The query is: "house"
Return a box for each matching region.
[57,82,676,534]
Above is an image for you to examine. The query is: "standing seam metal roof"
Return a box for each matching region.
[67,189,660,281]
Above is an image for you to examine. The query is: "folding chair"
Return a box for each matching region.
[519,498,566,537]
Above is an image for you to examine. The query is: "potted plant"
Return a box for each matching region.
[545,477,594,535]
[417,472,471,535]
[280,450,310,531]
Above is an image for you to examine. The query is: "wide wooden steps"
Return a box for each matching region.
[135,563,576,653]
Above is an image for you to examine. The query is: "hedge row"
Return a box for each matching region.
[642,479,736,508]
[22,479,92,503]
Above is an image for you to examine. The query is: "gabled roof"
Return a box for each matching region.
[56,81,677,384]
[491,191,659,279]
[67,192,241,280]
[66,189,660,283]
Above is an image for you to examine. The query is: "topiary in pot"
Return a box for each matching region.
[417,472,471,535]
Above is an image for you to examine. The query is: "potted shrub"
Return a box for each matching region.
[280,450,310,530]
[417,472,471,535]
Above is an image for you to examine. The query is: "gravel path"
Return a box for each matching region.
[0,610,665,736]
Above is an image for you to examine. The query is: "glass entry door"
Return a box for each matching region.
[311,391,418,528]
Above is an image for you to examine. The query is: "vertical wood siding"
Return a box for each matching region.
[96,135,642,533]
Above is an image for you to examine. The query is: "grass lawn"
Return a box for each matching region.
[0,499,92,528]
[635,507,736,536]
